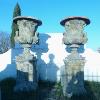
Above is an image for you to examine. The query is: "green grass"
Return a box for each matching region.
[54,81,100,100]
[0,77,16,100]
[0,78,37,100]
[0,78,100,100]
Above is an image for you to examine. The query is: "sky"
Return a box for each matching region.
[0,0,100,51]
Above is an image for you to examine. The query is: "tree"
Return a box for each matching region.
[0,32,10,53]
[10,2,21,48]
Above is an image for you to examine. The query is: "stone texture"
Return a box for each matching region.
[60,16,90,97]
[14,16,42,91]
[14,55,38,91]
[14,16,41,45]
[61,46,86,97]
[62,18,88,45]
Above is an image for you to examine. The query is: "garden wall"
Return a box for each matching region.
[0,33,100,82]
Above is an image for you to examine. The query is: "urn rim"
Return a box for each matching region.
[60,16,90,26]
[13,16,42,26]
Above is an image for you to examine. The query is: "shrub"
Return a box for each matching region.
[0,32,10,53]
[0,77,16,91]
[10,2,21,48]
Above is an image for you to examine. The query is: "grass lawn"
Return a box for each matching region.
[0,78,100,100]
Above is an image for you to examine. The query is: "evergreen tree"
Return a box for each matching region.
[10,3,21,48]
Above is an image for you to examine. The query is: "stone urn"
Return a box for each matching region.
[13,16,42,91]
[60,16,90,45]
[60,16,90,97]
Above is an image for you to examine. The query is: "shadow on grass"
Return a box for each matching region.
[0,78,16,100]
[0,78,38,100]
[84,81,100,100]
[0,78,100,100]
[38,80,56,100]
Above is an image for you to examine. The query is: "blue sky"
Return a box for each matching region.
[0,0,100,50]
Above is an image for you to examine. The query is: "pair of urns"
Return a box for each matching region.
[13,16,90,46]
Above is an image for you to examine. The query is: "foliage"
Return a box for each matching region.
[0,77,16,100]
[1,80,100,100]
[10,2,21,48]
[54,82,64,99]
[54,81,100,100]
[0,77,37,100]
[0,32,10,53]
[84,81,100,100]
[40,81,100,100]
[13,3,21,18]
[0,77,16,89]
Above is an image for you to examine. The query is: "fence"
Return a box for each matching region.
[84,68,100,83]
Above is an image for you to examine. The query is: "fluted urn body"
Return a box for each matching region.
[14,16,42,91]
[60,16,90,97]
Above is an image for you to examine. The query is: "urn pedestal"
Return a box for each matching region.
[13,16,42,91]
[60,16,90,97]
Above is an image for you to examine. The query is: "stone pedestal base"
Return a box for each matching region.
[14,54,38,92]
[61,49,86,97]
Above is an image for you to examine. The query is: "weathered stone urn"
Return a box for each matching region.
[60,16,90,97]
[13,16,42,91]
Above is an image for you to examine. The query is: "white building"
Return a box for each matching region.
[0,33,100,82]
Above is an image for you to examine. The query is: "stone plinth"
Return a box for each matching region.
[61,45,86,97]
[14,54,38,91]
